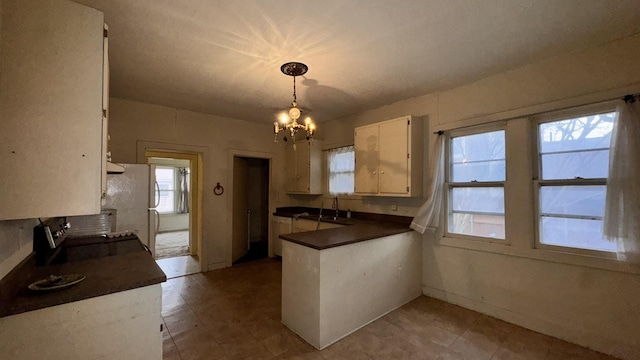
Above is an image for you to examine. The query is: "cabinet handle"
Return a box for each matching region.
[381,171,384,174]
[373,171,377,175]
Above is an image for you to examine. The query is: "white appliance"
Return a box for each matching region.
[102,163,158,256]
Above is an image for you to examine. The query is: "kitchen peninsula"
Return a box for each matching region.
[275,208,422,350]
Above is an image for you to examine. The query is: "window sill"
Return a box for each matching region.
[438,235,640,275]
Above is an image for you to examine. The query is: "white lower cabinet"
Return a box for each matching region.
[0,285,163,360]
[271,215,292,257]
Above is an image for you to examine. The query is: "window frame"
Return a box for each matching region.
[531,102,618,259]
[444,123,508,244]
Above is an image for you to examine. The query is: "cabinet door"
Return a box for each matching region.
[354,125,379,194]
[295,143,311,193]
[284,146,297,193]
[271,216,291,257]
[379,118,409,194]
[0,0,104,220]
[101,24,110,205]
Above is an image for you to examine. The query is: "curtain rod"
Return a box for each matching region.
[433,92,640,135]
[623,93,640,103]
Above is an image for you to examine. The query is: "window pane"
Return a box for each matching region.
[540,185,605,218]
[540,150,609,180]
[449,187,505,239]
[157,190,175,213]
[156,168,175,190]
[155,168,175,213]
[451,130,505,182]
[450,214,505,239]
[328,146,355,194]
[539,113,614,153]
[540,217,616,252]
[539,113,613,180]
[451,187,504,214]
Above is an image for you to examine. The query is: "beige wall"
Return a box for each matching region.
[422,33,640,360]
[107,98,287,270]
[288,32,640,359]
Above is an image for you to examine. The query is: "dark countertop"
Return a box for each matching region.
[0,236,166,318]
[274,207,414,250]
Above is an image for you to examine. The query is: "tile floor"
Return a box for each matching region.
[157,255,201,279]
[161,259,617,360]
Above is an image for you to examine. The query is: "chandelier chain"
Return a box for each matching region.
[292,76,297,104]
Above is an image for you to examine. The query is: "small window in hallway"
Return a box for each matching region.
[155,166,190,214]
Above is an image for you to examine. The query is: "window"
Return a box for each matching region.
[535,110,616,253]
[446,129,506,239]
[328,146,355,195]
[156,167,177,213]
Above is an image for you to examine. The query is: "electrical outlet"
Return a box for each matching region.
[391,202,398,211]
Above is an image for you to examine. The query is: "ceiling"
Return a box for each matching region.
[72,0,640,124]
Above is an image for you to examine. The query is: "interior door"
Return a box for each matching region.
[232,157,249,262]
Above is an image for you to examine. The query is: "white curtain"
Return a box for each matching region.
[604,99,640,262]
[411,134,445,234]
[328,146,355,195]
[176,168,190,214]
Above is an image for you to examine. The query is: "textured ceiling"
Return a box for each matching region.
[72,0,640,124]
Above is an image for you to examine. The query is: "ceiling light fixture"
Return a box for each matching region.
[274,62,315,149]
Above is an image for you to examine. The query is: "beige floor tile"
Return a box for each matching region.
[160,259,617,360]
[219,339,274,360]
[276,342,323,360]
[445,327,501,360]
[260,328,305,356]
[412,322,461,347]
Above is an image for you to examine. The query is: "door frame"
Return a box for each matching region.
[137,141,206,272]
[227,149,274,267]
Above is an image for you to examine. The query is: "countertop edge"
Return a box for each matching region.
[0,250,166,318]
[280,223,414,250]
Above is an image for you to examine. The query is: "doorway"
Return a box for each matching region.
[232,156,270,264]
[149,158,190,259]
[145,150,203,278]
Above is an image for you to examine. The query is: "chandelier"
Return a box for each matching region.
[273,62,316,148]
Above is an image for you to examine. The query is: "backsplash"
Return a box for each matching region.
[0,219,37,279]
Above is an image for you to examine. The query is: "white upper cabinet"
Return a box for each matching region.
[354,116,423,197]
[0,0,106,220]
[285,140,323,194]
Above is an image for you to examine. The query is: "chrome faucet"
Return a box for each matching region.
[332,196,339,220]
